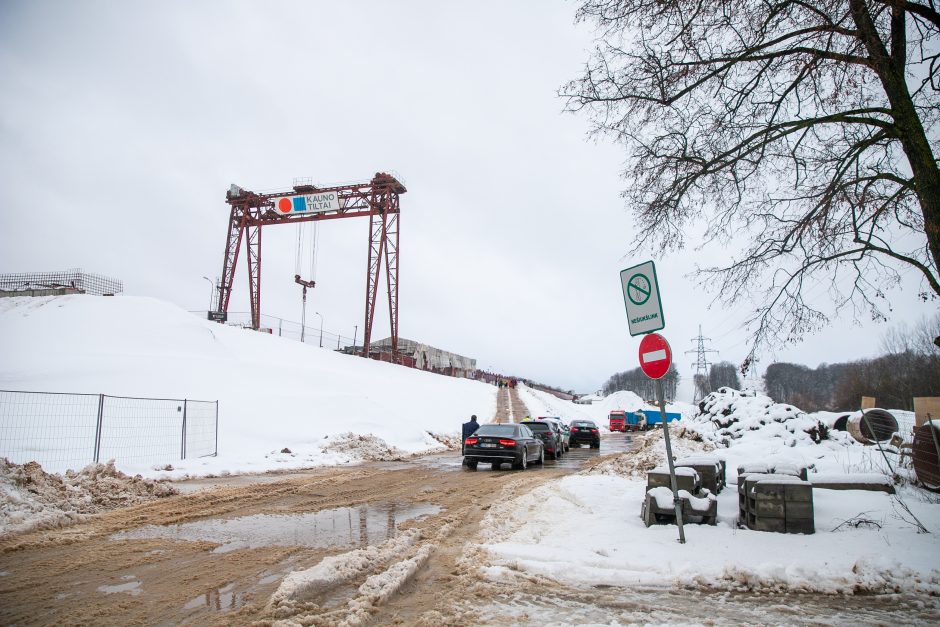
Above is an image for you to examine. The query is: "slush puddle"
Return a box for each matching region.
[111,502,440,553]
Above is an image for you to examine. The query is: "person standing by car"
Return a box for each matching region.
[462,415,479,454]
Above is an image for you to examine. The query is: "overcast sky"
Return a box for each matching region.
[1,1,935,399]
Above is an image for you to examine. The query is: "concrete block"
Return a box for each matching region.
[751,517,787,533]
[755,500,786,517]
[785,483,814,501]
[753,482,788,501]
[786,519,815,534]
[785,501,814,520]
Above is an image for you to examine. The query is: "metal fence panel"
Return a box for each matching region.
[97,396,185,465]
[0,390,100,471]
[184,400,218,458]
[0,390,218,473]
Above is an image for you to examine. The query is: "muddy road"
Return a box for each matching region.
[2,404,935,626]
[0,421,635,626]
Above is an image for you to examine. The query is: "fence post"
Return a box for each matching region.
[94,394,104,463]
[181,400,188,459]
[214,401,219,456]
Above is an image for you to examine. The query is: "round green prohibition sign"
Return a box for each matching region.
[627,273,652,305]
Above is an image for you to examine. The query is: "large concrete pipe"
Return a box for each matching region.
[913,421,940,493]
[832,414,850,432]
[846,409,898,444]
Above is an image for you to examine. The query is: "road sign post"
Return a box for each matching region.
[620,261,665,336]
[639,332,686,544]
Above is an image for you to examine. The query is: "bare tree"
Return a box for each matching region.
[564,1,940,358]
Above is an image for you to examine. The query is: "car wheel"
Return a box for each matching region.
[513,454,527,471]
[553,448,561,460]
[465,460,477,470]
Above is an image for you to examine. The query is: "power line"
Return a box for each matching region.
[685,324,719,402]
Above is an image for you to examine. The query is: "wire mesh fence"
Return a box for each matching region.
[210,311,360,351]
[0,390,217,473]
[0,269,123,295]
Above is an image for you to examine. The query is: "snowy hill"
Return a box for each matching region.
[0,295,496,477]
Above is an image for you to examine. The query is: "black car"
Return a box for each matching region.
[463,423,544,470]
[523,420,564,460]
[569,420,600,448]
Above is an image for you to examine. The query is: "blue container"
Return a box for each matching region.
[627,410,681,427]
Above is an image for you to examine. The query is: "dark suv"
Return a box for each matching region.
[569,420,600,449]
[523,420,564,459]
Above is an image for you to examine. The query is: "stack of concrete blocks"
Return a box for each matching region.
[675,455,726,494]
[642,466,718,526]
[737,463,815,534]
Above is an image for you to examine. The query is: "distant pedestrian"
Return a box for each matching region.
[461,415,479,454]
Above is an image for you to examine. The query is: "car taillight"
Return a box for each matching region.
[571,427,579,432]
[591,429,598,433]
[465,437,478,445]
[498,439,517,447]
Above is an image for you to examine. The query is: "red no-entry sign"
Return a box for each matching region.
[639,333,672,379]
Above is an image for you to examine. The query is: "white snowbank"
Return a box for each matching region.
[0,295,496,479]
[473,387,940,596]
[478,473,940,594]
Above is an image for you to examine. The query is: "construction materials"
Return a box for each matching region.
[647,466,701,494]
[675,455,726,494]
[809,473,895,494]
[642,487,717,527]
[912,420,940,493]
[745,479,815,534]
[846,409,898,444]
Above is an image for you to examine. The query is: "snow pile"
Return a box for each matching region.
[0,458,176,538]
[586,430,713,477]
[681,387,837,448]
[269,528,421,608]
[320,433,409,462]
[344,544,433,623]
[476,473,940,594]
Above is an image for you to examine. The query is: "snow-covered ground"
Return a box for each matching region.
[475,388,940,596]
[0,295,495,478]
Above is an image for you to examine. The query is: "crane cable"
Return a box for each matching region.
[295,220,319,342]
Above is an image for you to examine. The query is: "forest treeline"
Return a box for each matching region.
[602,316,940,411]
[601,364,680,401]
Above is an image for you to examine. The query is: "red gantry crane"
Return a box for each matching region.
[213,172,405,357]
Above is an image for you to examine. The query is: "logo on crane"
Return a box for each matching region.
[276,192,340,215]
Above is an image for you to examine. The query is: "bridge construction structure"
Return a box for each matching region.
[214,172,405,358]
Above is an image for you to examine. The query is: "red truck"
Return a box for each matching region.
[609,410,627,432]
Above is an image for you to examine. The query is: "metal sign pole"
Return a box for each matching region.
[656,378,686,544]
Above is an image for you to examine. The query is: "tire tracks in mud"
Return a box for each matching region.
[0,451,570,626]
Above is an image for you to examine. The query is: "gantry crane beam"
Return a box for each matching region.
[215,172,404,357]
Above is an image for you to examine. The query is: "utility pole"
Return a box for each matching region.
[685,325,718,403]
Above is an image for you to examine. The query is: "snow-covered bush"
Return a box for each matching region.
[682,387,833,448]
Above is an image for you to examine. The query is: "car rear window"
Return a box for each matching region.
[572,421,595,427]
[525,422,551,432]
[475,425,517,436]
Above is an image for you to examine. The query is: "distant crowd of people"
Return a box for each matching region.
[475,370,523,389]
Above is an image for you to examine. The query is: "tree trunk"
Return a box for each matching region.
[850,1,940,295]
